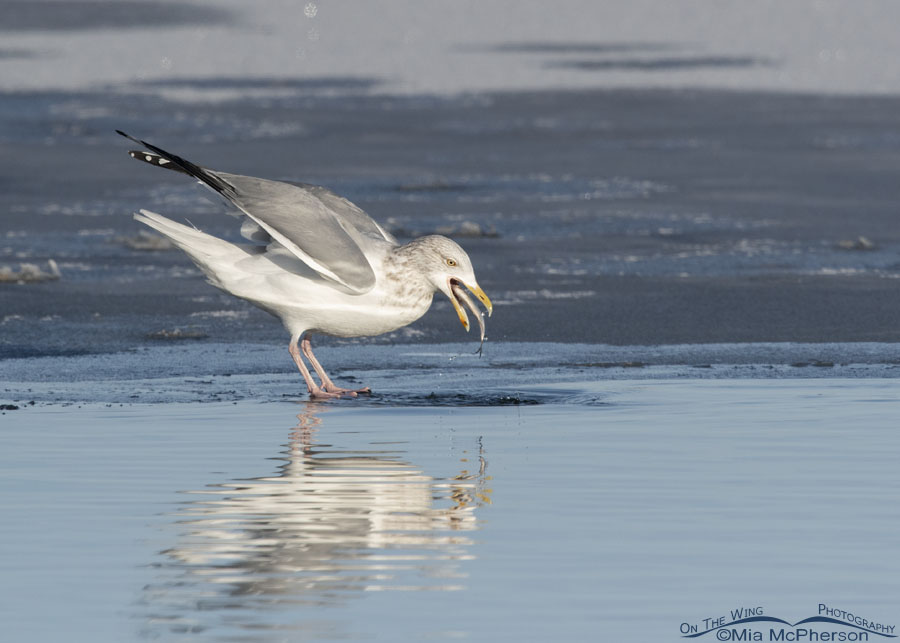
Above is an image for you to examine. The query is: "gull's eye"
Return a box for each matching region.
[446,258,457,267]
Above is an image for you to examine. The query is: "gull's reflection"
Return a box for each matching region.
[143,403,491,635]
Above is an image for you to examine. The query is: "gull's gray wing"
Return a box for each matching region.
[216,173,383,293]
[293,182,398,246]
[118,131,394,294]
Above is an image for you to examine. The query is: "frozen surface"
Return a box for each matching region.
[2,380,899,641]
[4,1,900,96]
[6,88,900,360]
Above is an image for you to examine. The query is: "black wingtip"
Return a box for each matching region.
[117,130,237,200]
[116,129,143,145]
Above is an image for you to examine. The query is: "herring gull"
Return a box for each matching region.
[117,131,492,399]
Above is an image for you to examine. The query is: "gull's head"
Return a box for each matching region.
[413,235,492,331]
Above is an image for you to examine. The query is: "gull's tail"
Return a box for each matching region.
[134,209,244,290]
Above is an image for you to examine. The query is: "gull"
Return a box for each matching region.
[117,131,492,399]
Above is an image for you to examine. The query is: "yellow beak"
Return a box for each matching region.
[449,281,493,331]
[468,283,493,317]
[452,296,470,331]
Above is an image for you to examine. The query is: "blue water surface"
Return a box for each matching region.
[1,379,898,641]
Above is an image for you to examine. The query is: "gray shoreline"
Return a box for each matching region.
[3,341,900,406]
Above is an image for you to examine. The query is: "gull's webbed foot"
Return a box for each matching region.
[323,384,372,396]
[308,387,350,400]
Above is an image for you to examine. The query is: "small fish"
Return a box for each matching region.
[451,281,487,356]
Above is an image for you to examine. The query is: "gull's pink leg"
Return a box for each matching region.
[301,337,371,396]
[289,337,342,400]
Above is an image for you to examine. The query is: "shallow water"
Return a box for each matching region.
[2,379,898,641]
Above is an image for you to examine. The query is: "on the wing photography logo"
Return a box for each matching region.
[679,604,896,641]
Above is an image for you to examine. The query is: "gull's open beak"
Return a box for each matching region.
[468,283,493,317]
[448,279,493,331]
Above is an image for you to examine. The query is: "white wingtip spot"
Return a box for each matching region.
[129,151,136,158]
[144,155,153,162]
[158,158,170,165]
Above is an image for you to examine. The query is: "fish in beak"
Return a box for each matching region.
[449,279,493,355]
